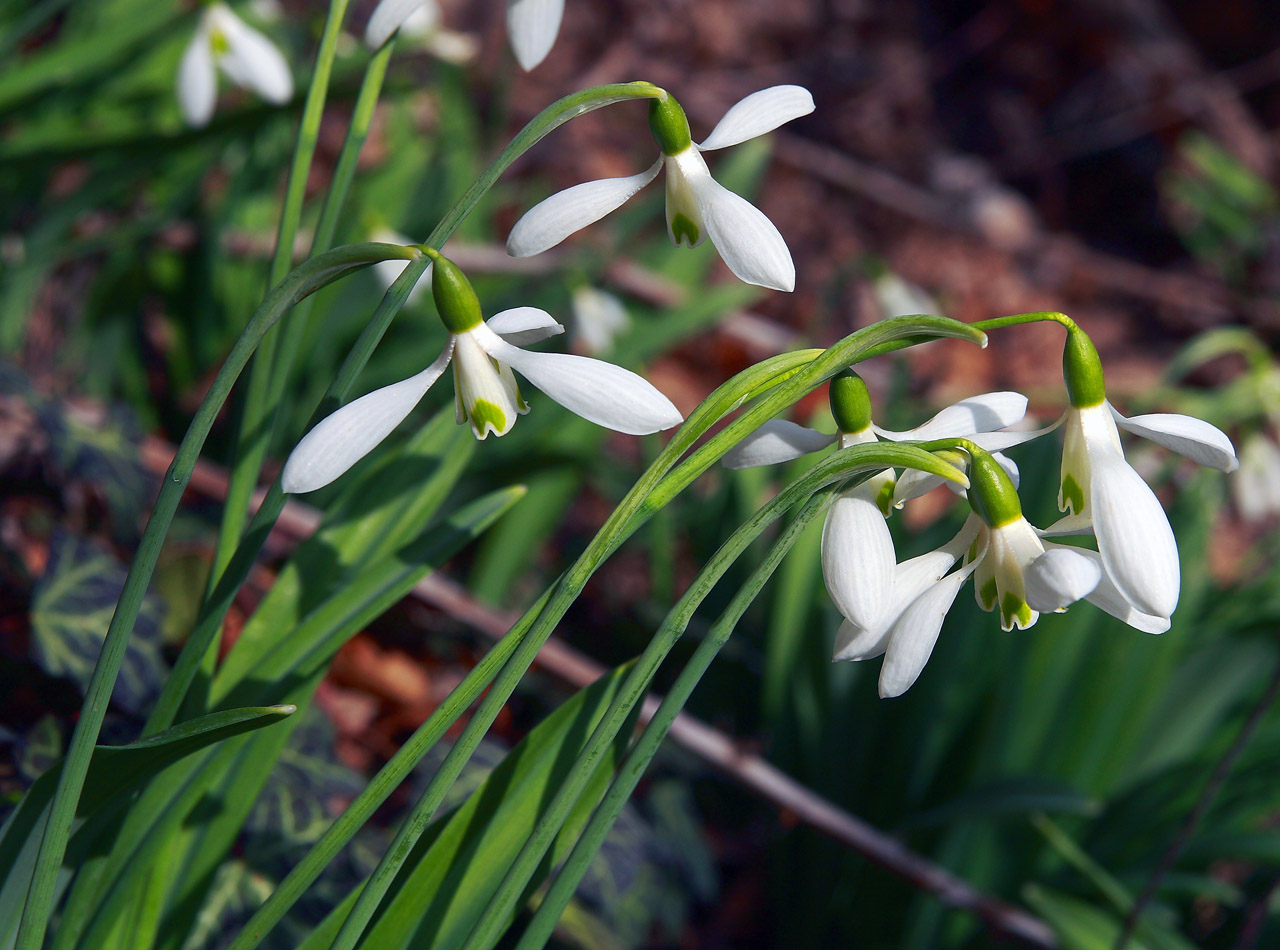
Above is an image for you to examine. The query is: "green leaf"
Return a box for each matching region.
[351,661,641,949]
[0,705,295,950]
[29,532,167,715]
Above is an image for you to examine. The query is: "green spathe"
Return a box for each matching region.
[967,447,1022,528]
[829,370,873,434]
[1063,326,1106,408]
[425,248,483,333]
[648,93,692,155]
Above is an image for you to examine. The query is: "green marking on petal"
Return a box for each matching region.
[671,213,700,247]
[1060,473,1085,515]
[978,577,998,611]
[468,399,508,439]
[210,28,230,55]
[1000,592,1033,630]
[967,536,982,564]
[876,479,896,517]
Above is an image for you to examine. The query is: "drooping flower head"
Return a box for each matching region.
[364,0,559,69]
[177,2,293,128]
[1053,327,1238,620]
[282,247,682,493]
[507,85,815,292]
[723,370,1031,633]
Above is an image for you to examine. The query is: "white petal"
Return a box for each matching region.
[1090,445,1180,618]
[698,85,815,151]
[1114,409,1239,472]
[281,342,453,493]
[821,487,894,630]
[177,28,217,128]
[1046,545,1170,633]
[485,307,564,346]
[505,0,564,70]
[965,416,1066,452]
[1038,512,1094,537]
[1024,547,1100,612]
[875,392,1027,441]
[722,419,835,469]
[365,0,436,49]
[213,6,293,104]
[473,324,682,435]
[879,562,976,698]
[833,617,892,662]
[692,170,795,292]
[506,159,662,258]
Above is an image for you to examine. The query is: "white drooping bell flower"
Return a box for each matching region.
[282,248,682,494]
[1233,432,1280,521]
[570,286,631,354]
[1051,328,1238,621]
[507,86,815,292]
[177,2,293,128]
[838,449,1102,698]
[723,370,1030,633]
[363,0,556,68]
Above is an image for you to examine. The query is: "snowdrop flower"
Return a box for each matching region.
[724,371,1030,632]
[177,2,292,129]
[364,0,556,69]
[839,449,1102,698]
[1052,328,1238,621]
[282,248,681,493]
[1234,433,1280,521]
[871,269,940,320]
[507,86,815,292]
[571,286,631,354]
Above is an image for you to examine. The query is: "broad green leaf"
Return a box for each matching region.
[0,705,295,950]
[30,531,167,714]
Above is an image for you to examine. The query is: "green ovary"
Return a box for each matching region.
[671,213,700,247]
[468,399,508,438]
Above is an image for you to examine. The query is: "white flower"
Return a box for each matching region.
[570,286,631,354]
[1233,433,1280,522]
[282,308,682,493]
[1051,400,1238,621]
[835,511,1103,697]
[872,271,939,320]
[364,0,554,68]
[724,384,1030,632]
[177,2,292,129]
[507,86,815,292]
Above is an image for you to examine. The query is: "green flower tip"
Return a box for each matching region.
[1063,325,1106,408]
[648,94,692,156]
[829,370,873,435]
[966,446,1022,528]
[423,247,482,333]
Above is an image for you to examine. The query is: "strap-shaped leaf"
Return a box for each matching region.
[0,705,295,950]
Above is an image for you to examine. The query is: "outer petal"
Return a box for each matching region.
[1046,545,1170,633]
[485,307,564,346]
[874,392,1027,441]
[833,547,963,661]
[282,342,454,493]
[692,171,795,291]
[698,85,816,151]
[822,487,894,630]
[1113,409,1239,472]
[1024,547,1100,612]
[722,419,835,469]
[177,28,217,128]
[473,324,682,435]
[1090,445,1181,617]
[879,560,977,698]
[215,7,293,104]
[505,0,564,70]
[365,0,436,49]
[506,159,662,258]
